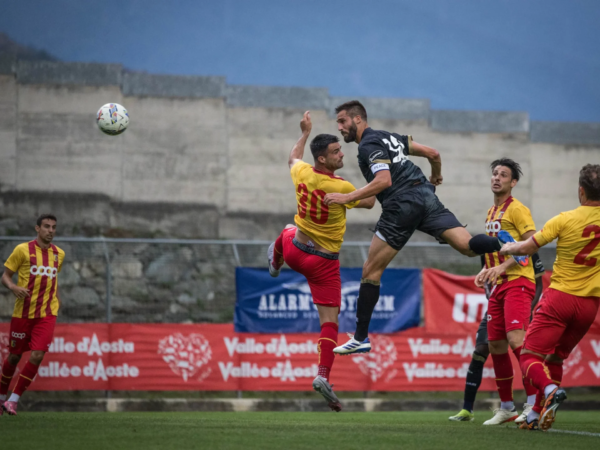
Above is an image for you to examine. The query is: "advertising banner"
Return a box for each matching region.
[234,268,421,333]
[1,323,599,391]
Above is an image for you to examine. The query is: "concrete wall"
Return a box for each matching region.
[0,61,599,240]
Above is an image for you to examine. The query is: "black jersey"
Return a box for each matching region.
[357,127,428,207]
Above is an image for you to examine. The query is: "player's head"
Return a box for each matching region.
[335,100,368,144]
[578,164,600,203]
[310,134,344,171]
[490,158,522,195]
[36,213,57,243]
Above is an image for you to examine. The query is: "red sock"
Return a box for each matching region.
[533,391,545,414]
[317,322,338,381]
[491,352,514,402]
[273,231,285,269]
[520,353,553,393]
[0,359,18,397]
[547,361,563,386]
[513,346,537,396]
[12,361,39,396]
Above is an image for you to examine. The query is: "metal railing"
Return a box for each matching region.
[0,237,557,324]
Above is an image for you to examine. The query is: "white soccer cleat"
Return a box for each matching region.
[312,375,342,412]
[333,337,371,355]
[267,242,281,277]
[483,407,519,425]
[514,403,533,424]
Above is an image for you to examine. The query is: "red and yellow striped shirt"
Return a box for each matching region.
[4,240,65,318]
[484,196,536,285]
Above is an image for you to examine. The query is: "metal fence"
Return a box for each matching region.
[0,237,557,324]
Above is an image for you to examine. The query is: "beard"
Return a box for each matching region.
[343,122,358,143]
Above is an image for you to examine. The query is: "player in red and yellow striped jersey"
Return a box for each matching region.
[267,111,375,411]
[473,159,545,426]
[500,164,600,431]
[1,214,65,416]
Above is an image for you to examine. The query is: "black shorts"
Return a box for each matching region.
[375,183,464,251]
[475,313,489,348]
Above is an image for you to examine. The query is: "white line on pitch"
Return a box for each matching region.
[549,429,600,437]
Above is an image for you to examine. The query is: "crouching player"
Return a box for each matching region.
[267,111,374,411]
[1,214,65,415]
[500,164,600,431]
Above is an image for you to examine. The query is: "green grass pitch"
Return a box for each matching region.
[2,411,600,450]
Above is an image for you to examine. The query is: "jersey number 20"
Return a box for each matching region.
[297,184,329,225]
[574,224,600,266]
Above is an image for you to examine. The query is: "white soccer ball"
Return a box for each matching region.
[96,103,129,136]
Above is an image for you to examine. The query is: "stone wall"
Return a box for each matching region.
[0,61,599,240]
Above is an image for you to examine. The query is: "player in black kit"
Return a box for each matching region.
[324,100,510,354]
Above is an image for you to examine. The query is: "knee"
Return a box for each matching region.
[7,353,21,365]
[546,354,564,365]
[488,340,507,354]
[362,261,383,281]
[475,344,490,359]
[29,351,45,365]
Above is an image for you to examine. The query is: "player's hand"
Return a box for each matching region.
[430,173,443,186]
[499,242,518,256]
[323,193,350,205]
[475,267,504,287]
[10,285,30,299]
[300,111,312,135]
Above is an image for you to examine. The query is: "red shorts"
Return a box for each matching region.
[524,288,600,360]
[281,228,341,308]
[487,277,535,341]
[7,315,57,355]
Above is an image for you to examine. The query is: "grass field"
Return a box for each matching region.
[2,411,600,450]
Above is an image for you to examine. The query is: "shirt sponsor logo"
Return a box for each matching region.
[485,221,502,234]
[368,150,385,163]
[11,332,26,339]
[30,265,58,279]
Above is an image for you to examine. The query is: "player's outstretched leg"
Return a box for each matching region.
[3,359,40,416]
[313,314,342,411]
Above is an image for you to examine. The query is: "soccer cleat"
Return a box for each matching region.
[267,242,281,277]
[519,418,540,431]
[482,407,519,425]
[497,230,529,267]
[514,403,533,424]
[539,387,567,431]
[312,375,342,412]
[333,337,371,355]
[3,401,17,416]
[448,409,474,422]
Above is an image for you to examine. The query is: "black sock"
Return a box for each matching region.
[468,234,502,255]
[463,351,487,412]
[354,280,380,342]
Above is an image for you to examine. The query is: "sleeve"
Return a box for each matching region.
[394,134,413,156]
[58,251,65,273]
[358,140,391,176]
[511,205,536,238]
[532,213,564,247]
[290,161,310,185]
[338,180,360,210]
[4,245,25,272]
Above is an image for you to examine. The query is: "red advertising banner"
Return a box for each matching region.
[423,269,600,335]
[1,323,599,391]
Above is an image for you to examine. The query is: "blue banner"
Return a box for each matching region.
[235,267,421,333]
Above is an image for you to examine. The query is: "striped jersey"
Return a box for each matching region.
[533,205,600,297]
[484,196,536,285]
[4,240,65,318]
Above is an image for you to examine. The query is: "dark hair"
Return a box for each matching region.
[310,134,339,161]
[334,100,367,121]
[37,214,57,226]
[490,158,523,181]
[579,164,600,201]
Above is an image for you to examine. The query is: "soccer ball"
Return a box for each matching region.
[96,103,129,136]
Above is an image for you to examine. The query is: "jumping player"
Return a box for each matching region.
[449,159,545,424]
[1,214,65,415]
[267,111,374,411]
[326,101,516,354]
[500,164,600,431]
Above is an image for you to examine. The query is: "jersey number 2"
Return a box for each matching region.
[297,184,329,225]
[574,224,600,266]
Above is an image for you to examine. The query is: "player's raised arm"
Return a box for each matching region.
[324,170,391,205]
[409,141,443,186]
[288,111,312,169]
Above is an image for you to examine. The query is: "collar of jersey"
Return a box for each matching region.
[312,167,345,180]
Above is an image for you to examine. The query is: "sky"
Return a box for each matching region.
[2,0,600,122]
